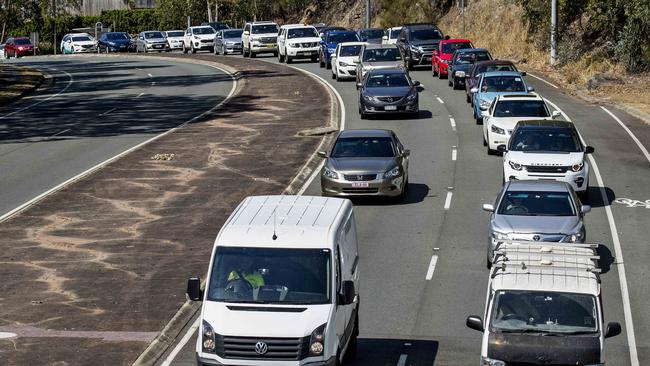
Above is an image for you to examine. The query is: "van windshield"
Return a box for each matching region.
[207,247,331,304]
[491,290,598,334]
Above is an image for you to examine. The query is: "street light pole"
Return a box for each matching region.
[550,0,557,66]
[365,0,370,28]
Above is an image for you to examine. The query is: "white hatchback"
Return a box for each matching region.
[331,42,366,81]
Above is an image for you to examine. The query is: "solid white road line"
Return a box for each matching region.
[444,191,453,210]
[449,117,456,131]
[451,146,457,161]
[544,98,640,366]
[601,106,650,164]
[99,107,117,116]
[147,73,153,77]
[0,68,74,120]
[396,354,408,366]
[425,255,439,280]
[160,318,200,366]
[436,96,445,104]
[526,72,559,89]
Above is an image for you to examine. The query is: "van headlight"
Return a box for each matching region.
[323,167,338,179]
[384,166,400,178]
[202,320,216,352]
[572,162,584,172]
[491,125,505,135]
[309,324,326,356]
[481,357,506,366]
[508,161,523,171]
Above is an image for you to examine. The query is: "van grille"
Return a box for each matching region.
[215,334,310,360]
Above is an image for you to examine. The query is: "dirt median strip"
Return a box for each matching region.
[0,54,335,365]
[0,65,44,107]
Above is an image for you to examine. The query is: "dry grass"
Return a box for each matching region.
[0,65,43,104]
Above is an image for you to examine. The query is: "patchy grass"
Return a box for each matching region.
[0,65,43,105]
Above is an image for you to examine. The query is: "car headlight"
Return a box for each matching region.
[479,99,492,109]
[481,357,506,366]
[323,167,338,179]
[289,42,299,47]
[492,231,510,241]
[202,320,216,352]
[339,61,351,67]
[193,35,200,39]
[409,45,421,53]
[309,324,326,356]
[406,90,417,101]
[362,94,375,102]
[384,166,400,178]
[508,161,523,171]
[572,162,584,172]
[564,228,585,243]
[455,70,466,78]
[491,125,505,135]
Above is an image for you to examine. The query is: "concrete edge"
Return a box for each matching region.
[0,65,45,108]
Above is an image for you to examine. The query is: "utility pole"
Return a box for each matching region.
[550,0,557,66]
[52,0,57,55]
[207,0,212,23]
[461,0,465,37]
[365,0,370,28]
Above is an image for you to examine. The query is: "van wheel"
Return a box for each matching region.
[487,256,492,269]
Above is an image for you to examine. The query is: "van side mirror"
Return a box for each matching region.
[497,144,508,153]
[482,204,494,212]
[339,280,356,305]
[581,205,591,214]
[466,315,484,332]
[521,71,527,76]
[605,322,621,338]
[585,146,595,154]
[187,277,202,301]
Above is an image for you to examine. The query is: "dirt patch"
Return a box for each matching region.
[0,54,331,365]
[0,65,44,106]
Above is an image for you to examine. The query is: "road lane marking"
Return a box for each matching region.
[0,68,74,120]
[444,191,453,210]
[396,354,408,366]
[160,318,200,366]
[99,107,117,116]
[449,117,456,131]
[614,198,650,208]
[451,146,457,161]
[601,106,650,164]
[0,332,17,339]
[147,73,153,77]
[544,98,640,366]
[425,255,439,280]
[137,92,145,98]
[436,96,445,104]
[50,129,70,138]
[526,72,559,89]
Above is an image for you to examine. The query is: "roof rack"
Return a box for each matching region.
[501,94,539,98]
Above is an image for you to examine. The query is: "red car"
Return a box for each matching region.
[4,37,35,58]
[432,39,473,78]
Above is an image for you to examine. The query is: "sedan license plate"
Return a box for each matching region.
[385,105,397,111]
[351,182,369,188]
[154,45,162,48]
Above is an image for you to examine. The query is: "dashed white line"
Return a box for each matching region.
[99,107,117,116]
[451,146,457,161]
[425,255,439,280]
[444,191,453,210]
[436,96,445,104]
[600,106,650,164]
[526,72,559,89]
[137,92,145,98]
[1,68,74,120]
[147,73,153,77]
[396,354,408,366]
[449,117,456,131]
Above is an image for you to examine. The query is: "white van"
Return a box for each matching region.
[188,195,360,366]
[466,241,621,366]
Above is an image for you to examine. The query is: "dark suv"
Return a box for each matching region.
[396,23,446,70]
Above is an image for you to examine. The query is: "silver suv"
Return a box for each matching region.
[483,180,590,268]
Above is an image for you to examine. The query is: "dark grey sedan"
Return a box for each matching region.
[214,29,243,55]
[357,69,420,119]
[319,129,410,200]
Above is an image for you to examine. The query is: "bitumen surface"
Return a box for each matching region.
[0,54,331,365]
[163,54,650,366]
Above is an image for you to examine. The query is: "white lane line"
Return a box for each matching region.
[444,191,453,210]
[449,117,456,131]
[50,129,70,138]
[425,255,439,280]
[0,68,74,120]
[451,146,457,161]
[147,73,153,77]
[436,96,445,104]
[0,64,238,223]
[600,106,650,164]
[99,107,117,116]
[137,92,145,98]
[526,72,559,89]
[160,318,200,366]
[396,354,408,366]
[151,82,156,86]
[544,98,640,366]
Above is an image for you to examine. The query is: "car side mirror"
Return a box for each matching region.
[481,111,489,117]
[445,35,451,40]
[401,149,411,157]
[552,111,561,119]
[521,71,527,76]
[339,280,356,306]
[356,82,363,89]
[353,59,360,64]
[581,205,591,214]
[585,146,595,154]
[466,316,484,332]
[527,86,535,92]
[497,145,508,153]
[482,204,494,212]
[382,35,388,41]
[605,322,621,338]
[243,31,250,36]
[412,80,421,86]
[187,277,202,301]
[317,151,328,158]
[470,87,479,94]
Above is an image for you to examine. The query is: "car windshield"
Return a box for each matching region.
[288,28,318,38]
[455,51,491,64]
[509,128,581,152]
[366,73,410,88]
[362,47,402,62]
[498,191,575,216]
[252,24,278,34]
[339,45,362,57]
[494,100,550,118]
[72,36,92,42]
[390,29,401,38]
[223,30,243,38]
[14,39,31,45]
[207,23,229,30]
[145,32,164,39]
[359,29,384,39]
[106,33,128,40]
[410,28,442,40]
[207,247,331,305]
[491,291,598,334]
[331,136,396,158]
[481,76,526,92]
[194,27,215,35]
[329,33,360,43]
[166,31,184,37]
[442,42,472,54]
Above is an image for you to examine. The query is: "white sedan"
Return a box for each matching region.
[61,33,97,54]
[331,42,366,81]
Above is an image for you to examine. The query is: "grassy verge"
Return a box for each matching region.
[438,0,650,119]
[0,65,44,106]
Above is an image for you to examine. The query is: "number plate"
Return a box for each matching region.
[351,182,369,188]
[266,44,276,48]
[385,105,397,111]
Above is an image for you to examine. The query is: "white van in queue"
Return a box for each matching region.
[466,241,621,366]
[188,195,360,366]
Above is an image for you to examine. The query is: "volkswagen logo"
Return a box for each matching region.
[254,341,268,355]
[533,235,541,241]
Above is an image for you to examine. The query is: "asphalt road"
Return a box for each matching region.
[162,51,650,366]
[0,55,233,219]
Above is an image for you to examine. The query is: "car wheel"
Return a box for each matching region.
[319,52,325,68]
[487,144,496,155]
[332,71,336,80]
[483,133,488,147]
[250,50,256,58]
[278,51,284,62]
[432,64,438,77]
[448,78,453,87]
[439,69,445,79]
[487,256,492,269]
[326,59,331,69]
[182,44,187,54]
[191,45,196,54]
[223,46,227,55]
[466,93,471,103]
[286,55,291,64]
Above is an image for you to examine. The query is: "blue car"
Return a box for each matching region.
[471,71,534,124]
[319,30,360,69]
[98,32,134,53]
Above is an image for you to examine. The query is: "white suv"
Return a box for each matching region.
[183,26,216,53]
[501,120,594,197]
[482,93,560,155]
[242,21,279,58]
[277,24,320,63]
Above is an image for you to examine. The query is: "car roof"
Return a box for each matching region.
[358,28,384,31]
[456,47,488,53]
[67,33,91,37]
[363,43,398,49]
[338,42,367,47]
[190,25,214,29]
[338,129,393,138]
[475,59,515,66]
[249,21,276,25]
[496,92,543,101]
[388,26,403,30]
[515,120,575,129]
[329,30,357,35]
[366,68,407,76]
[404,23,439,29]
[218,195,352,249]
[281,24,312,29]
[506,180,571,192]
[481,70,524,77]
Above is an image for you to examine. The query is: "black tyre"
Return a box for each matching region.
[191,45,196,54]
[432,64,438,77]
[286,55,291,64]
[182,45,188,54]
[222,46,227,55]
[319,52,325,68]
[250,51,256,58]
[448,78,453,87]
[332,71,336,80]
[278,52,284,62]
[487,256,492,269]
[466,93,471,103]
[326,60,331,69]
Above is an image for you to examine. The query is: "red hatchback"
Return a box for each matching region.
[432,39,473,78]
[4,37,35,58]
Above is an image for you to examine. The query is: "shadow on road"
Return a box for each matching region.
[584,186,615,208]
[597,244,615,274]
[346,338,438,366]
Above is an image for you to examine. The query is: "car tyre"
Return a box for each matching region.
[191,45,196,54]
[432,64,438,77]
[466,93,471,103]
[326,60,331,69]
[250,50,256,58]
[182,44,188,54]
[278,51,284,62]
[483,134,488,147]
[487,256,492,269]
[286,55,292,64]
[222,45,227,55]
